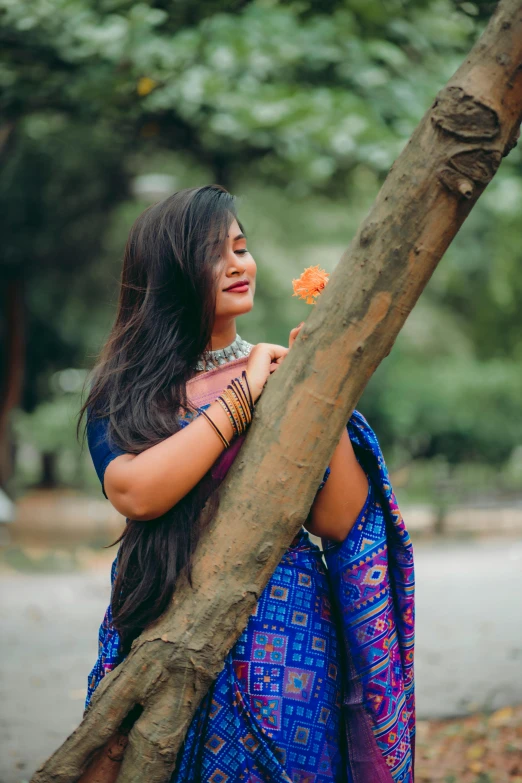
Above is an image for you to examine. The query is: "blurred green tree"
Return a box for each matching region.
[1,0,521,490]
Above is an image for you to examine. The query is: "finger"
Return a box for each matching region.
[289,323,304,348]
[270,356,285,369]
[271,346,289,360]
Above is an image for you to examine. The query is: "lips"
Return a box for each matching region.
[224,279,249,291]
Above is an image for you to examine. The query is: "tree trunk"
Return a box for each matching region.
[0,274,25,488]
[31,2,522,781]
[39,452,58,488]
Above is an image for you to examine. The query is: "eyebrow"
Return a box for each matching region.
[229,232,246,241]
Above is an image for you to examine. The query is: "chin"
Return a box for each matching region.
[234,305,254,318]
[219,299,254,318]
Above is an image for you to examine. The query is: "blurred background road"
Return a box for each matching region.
[1,532,521,783]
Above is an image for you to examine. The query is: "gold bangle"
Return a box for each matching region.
[216,395,237,437]
[228,386,248,432]
[221,389,243,435]
[231,377,251,423]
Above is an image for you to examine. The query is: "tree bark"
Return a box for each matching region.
[31,2,522,781]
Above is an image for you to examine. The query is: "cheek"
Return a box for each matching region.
[247,257,257,279]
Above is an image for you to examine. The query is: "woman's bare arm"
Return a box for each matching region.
[103,341,290,521]
[104,399,235,521]
[304,427,369,543]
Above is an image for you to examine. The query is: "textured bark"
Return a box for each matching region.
[31,2,522,781]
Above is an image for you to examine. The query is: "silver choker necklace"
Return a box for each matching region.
[195,333,254,372]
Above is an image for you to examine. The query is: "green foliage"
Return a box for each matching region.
[13,392,84,453]
[0,0,485,186]
[2,0,521,493]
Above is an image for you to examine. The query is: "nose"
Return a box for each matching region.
[224,251,246,272]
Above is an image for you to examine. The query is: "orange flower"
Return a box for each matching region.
[292,265,330,304]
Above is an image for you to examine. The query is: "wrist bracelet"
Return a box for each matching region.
[214,375,256,439]
[228,385,248,432]
[242,370,254,410]
[197,406,230,449]
[219,388,243,435]
[231,375,254,423]
[230,377,251,421]
[217,393,238,437]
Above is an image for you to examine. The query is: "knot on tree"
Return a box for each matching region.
[438,148,502,197]
[431,86,500,141]
[106,734,128,762]
[431,86,504,198]
[256,542,273,563]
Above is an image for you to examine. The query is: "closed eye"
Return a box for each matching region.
[235,249,249,255]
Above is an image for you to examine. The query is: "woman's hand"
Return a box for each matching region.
[289,321,305,349]
[246,342,289,403]
[245,322,305,404]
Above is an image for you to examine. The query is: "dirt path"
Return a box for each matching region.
[1,537,521,782]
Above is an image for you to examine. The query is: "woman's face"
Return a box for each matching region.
[214,217,256,319]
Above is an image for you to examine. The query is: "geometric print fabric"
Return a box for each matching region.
[323,410,415,783]
[172,530,347,782]
[85,407,415,783]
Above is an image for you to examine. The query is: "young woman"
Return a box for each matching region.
[79,185,415,783]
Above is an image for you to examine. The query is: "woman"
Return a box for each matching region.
[79,185,415,783]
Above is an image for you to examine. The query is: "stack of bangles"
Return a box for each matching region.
[196,369,255,449]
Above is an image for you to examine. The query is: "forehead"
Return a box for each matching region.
[227,217,243,238]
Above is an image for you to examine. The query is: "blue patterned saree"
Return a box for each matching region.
[85,360,415,783]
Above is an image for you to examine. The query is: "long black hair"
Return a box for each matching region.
[77,184,243,654]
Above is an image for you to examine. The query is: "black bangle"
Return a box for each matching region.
[241,370,254,411]
[197,406,230,449]
[218,392,240,437]
[230,377,251,420]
